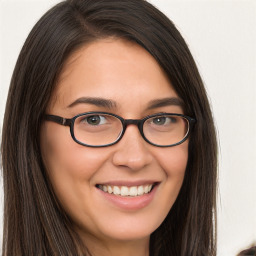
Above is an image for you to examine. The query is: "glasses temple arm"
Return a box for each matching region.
[44,115,71,126]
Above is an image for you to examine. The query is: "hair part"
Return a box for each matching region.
[1,0,217,255]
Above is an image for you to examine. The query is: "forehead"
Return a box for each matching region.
[49,38,179,114]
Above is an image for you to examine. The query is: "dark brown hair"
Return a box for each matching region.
[237,245,256,256]
[1,0,218,255]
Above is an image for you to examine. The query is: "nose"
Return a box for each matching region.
[112,125,153,171]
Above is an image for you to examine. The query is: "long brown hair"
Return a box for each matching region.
[1,0,217,255]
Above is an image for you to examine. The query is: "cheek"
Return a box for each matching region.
[155,141,188,207]
[40,122,107,175]
[158,141,188,177]
[40,122,108,210]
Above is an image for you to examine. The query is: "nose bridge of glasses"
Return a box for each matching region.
[124,119,141,125]
[122,118,144,137]
[123,119,143,130]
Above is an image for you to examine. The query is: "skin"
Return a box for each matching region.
[40,39,188,256]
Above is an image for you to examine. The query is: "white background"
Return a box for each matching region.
[0,0,255,255]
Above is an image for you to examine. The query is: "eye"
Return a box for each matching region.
[152,116,176,125]
[84,115,107,125]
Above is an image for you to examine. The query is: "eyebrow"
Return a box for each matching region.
[68,97,117,109]
[147,97,184,110]
[67,96,184,110]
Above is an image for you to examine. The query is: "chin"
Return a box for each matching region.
[93,214,164,242]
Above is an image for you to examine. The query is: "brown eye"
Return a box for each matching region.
[82,115,107,125]
[152,116,177,126]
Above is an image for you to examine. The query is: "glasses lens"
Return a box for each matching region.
[143,114,189,146]
[73,113,123,146]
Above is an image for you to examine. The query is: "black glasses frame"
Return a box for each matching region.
[45,112,196,147]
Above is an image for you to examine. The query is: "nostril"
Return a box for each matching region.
[112,147,153,171]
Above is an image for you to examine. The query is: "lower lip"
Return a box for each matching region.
[96,185,158,211]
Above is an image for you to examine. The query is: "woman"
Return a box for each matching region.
[1,0,217,255]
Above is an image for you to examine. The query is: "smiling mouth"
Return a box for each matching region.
[96,183,156,197]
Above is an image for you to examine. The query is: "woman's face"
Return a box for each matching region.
[40,39,188,247]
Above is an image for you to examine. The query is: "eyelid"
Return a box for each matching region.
[81,114,108,122]
[147,108,184,115]
[146,112,181,117]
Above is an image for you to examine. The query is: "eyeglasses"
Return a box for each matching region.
[45,112,196,147]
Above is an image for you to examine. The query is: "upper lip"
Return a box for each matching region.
[96,180,159,187]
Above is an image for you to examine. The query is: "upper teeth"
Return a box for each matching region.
[98,184,153,197]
